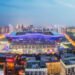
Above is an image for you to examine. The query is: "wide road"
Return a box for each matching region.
[64,33,75,46]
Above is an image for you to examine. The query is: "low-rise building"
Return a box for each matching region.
[25,60,47,75]
[66,27,75,32]
[6,32,61,54]
[25,68,47,75]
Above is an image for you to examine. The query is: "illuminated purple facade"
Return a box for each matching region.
[5,32,64,54]
[6,33,64,44]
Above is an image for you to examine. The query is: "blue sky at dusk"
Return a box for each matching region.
[0,0,75,26]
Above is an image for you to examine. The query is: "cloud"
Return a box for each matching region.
[55,0,75,8]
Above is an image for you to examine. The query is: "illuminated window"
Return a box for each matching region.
[7,63,14,70]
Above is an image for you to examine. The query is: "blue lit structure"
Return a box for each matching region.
[6,33,64,41]
[5,32,65,54]
[5,33,64,44]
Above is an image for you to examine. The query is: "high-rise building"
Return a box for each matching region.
[60,55,75,75]
[0,26,10,34]
[46,62,61,75]
[9,24,14,33]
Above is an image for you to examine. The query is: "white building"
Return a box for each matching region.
[9,24,14,33]
[60,56,75,75]
[25,68,47,75]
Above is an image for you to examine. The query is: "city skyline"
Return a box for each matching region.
[0,0,75,26]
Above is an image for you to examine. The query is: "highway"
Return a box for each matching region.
[64,33,75,46]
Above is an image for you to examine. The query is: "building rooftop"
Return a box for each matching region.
[26,61,46,68]
[21,54,60,68]
[6,32,64,44]
[61,53,75,59]
[61,53,75,66]
[16,31,53,35]
[63,58,75,65]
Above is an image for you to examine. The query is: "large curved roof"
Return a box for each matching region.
[6,33,64,40]
[6,33,64,44]
[6,33,64,45]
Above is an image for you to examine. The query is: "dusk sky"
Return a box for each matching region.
[0,0,75,26]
